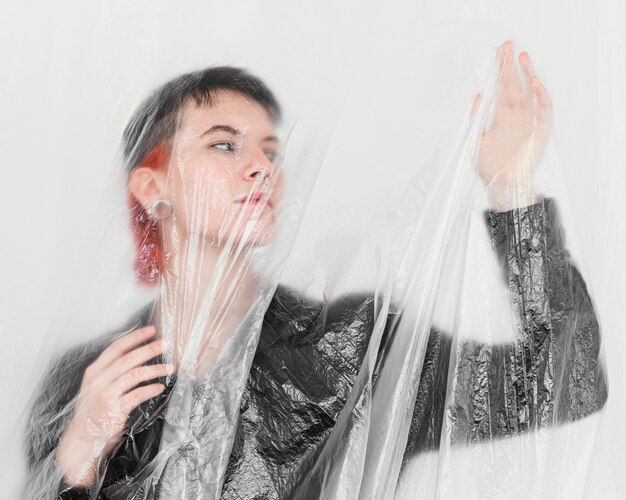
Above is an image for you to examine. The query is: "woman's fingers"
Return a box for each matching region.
[492,41,518,128]
[90,325,156,373]
[497,40,522,104]
[519,51,533,80]
[532,75,553,126]
[519,51,536,101]
[114,363,174,394]
[517,49,552,120]
[531,74,552,107]
[119,383,166,415]
[105,339,166,382]
[58,328,169,483]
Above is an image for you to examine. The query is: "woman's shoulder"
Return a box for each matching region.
[262,284,383,351]
[270,284,381,320]
[30,303,154,418]
[25,303,154,471]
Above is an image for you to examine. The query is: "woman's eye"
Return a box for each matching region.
[212,142,236,152]
[265,151,277,162]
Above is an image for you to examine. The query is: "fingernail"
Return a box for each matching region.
[165,364,175,375]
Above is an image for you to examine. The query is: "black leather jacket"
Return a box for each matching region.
[24,199,608,499]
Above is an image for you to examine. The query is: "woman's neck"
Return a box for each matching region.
[157,231,259,379]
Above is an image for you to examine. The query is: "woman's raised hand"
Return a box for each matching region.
[474,40,553,211]
[55,325,172,488]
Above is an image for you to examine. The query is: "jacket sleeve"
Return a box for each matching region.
[403,198,608,457]
[23,343,104,500]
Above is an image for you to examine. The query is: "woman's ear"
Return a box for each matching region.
[128,165,168,212]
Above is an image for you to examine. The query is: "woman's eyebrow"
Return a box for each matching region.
[200,125,278,144]
[201,125,243,137]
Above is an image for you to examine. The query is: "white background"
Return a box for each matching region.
[0,1,623,498]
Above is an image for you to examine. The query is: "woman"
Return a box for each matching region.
[24,41,607,499]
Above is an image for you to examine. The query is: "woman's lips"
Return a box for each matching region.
[236,192,272,207]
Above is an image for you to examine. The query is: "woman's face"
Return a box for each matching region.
[164,90,283,248]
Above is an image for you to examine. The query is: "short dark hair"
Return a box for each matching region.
[122,66,281,172]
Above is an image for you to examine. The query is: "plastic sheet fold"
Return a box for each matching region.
[5,34,611,500]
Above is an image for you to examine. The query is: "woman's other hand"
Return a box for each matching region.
[474,40,553,211]
[55,325,172,488]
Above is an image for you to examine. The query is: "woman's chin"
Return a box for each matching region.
[218,217,277,249]
[240,221,277,248]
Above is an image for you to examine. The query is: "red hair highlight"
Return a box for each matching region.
[127,143,170,285]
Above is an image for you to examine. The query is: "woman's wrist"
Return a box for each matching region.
[487,181,540,212]
[55,433,99,489]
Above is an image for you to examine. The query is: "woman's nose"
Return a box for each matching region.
[242,151,273,181]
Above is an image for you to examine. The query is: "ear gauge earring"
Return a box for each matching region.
[147,199,174,220]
